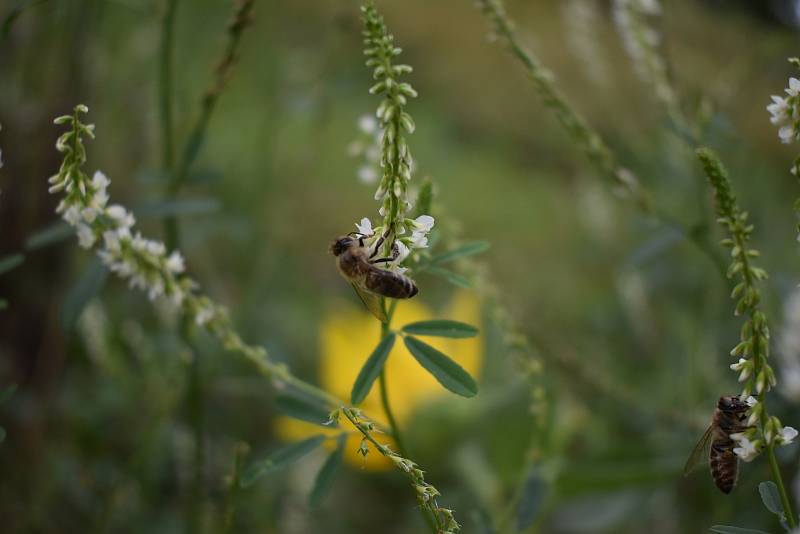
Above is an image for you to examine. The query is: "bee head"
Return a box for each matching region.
[718,395,748,413]
[330,236,353,256]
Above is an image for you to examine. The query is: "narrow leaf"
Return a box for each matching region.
[429,241,490,265]
[0,253,24,275]
[275,394,334,427]
[758,481,785,516]
[135,198,220,218]
[240,435,325,488]
[60,258,108,330]
[24,222,72,250]
[351,333,396,404]
[309,434,346,507]
[428,267,471,288]
[516,467,548,530]
[402,320,478,338]
[709,527,771,534]
[403,336,478,397]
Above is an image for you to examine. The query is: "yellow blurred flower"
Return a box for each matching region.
[275,290,482,470]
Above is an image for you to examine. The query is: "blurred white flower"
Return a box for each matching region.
[76,223,96,249]
[358,114,378,134]
[744,395,758,407]
[777,289,800,402]
[357,165,379,185]
[778,426,799,446]
[411,214,434,232]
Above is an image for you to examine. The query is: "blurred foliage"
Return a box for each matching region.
[2,0,800,533]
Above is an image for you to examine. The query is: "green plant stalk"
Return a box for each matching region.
[474,0,729,281]
[222,443,248,534]
[164,0,255,250]
[159,0,178,170]
[377,299,408,457]
[697,148,796,526]
[768,445,797,529]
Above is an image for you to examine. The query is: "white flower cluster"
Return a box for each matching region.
[354,213,434,273]
[49,111,218,327]
[730,395,797,461]
[561,0,608,87]
[768,75,800,147]
[348,114,382,185]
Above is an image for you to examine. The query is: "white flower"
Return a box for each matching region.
[777,426,799,446]
[355,217,374,236]
[195,305,215,326]
[76,223,96,249]
[780,125,796,144]
[166,251,185,274]
[409,231,429,249]
[358,114,378,134]
[63,205,82,225]
[91,170,110,191]
[731,434,761,462]
[768,95,789,125]
[730,358,752,382]
[411,214,435,232]
[357,165,378,184]
[106,204,135,228]
[788,77,800,98]
[392,240,411,266]
[744,395,758,407]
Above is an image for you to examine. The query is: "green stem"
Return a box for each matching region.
[768,437,797,528]
[159,0,178,170]
[222,443,248,534]
[378,299,408,457]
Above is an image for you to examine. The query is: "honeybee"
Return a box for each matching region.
[684,396,751,494]
[330,232,418,323]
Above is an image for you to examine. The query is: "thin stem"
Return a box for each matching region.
[767,445,797,529]
[222,443,248,534]
[159,0,178,170]
[164,0,255,250]
[378,299,408,457]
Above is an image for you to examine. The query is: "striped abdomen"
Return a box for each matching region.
[365,266,418,299]
[709,437,738,494]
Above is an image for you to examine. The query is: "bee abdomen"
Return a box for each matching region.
[365,268,418,299]
[710,439,738,494]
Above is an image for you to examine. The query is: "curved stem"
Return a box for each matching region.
[767,444,797,529]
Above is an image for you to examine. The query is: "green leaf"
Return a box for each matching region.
[24,222,72,250]
[403,336,478,397]
[516,467,548,530]
[351,333,396,404]
[241,435,326,488]
[0,253,24,276]
[135,198,220,218]
[429,241,490,266]
[309,434,346,507]
[709,527,771,534]
[758,481,785,516]
[402,320,478,338]
[0,299,7,311]
[275,394,335,427]
[60,258,108,330]
[427,267,471,288]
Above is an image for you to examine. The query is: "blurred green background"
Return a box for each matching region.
[3,0,800,532]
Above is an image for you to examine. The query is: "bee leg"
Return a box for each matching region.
[369,229,392,259]
[370,257,393,265]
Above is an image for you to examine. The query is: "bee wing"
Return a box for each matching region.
[683,425,714,476]
[351,283,388,323]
